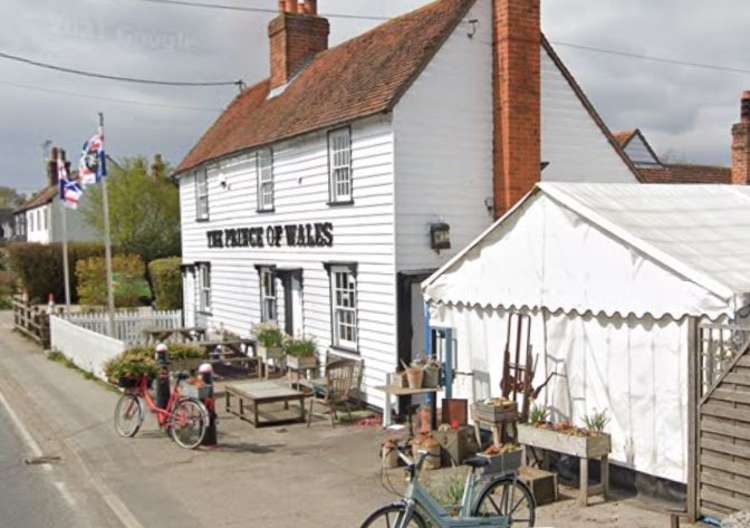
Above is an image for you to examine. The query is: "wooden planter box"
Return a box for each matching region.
[287,355,317,370]
[258,345,284,361]
[516,424,610,459]
[478,449,522,475]
[472,401,518,424]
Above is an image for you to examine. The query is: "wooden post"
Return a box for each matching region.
[686,316,699,522]
[601,455,609,500]
[579,457,589,506]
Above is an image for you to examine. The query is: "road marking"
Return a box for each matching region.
[53,481,77,508]
[0,385,51,472]
[0,384,144,528]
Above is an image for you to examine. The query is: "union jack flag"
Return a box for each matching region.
[58,157,83,210]
[79,127,107,186]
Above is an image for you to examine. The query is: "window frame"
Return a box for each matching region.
[196,261,212,314]
[257,265,278,323]
[327,127,353,205]
[195,169,209,221]
[324,262,358,353]
[256,148,275,213]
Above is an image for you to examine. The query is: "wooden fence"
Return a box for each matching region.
[12,297,52,348]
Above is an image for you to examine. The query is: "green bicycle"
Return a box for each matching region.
[362,448,535,528]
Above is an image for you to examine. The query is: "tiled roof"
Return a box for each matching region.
[640,163,732,184]
[15,186,57,213]
[613,129,638,148]
[176,0,475,175]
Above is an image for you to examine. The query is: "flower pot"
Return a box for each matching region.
[392,371,408,388]
[422,365,440,388]
[412,435,441,470]
[406,368,423,389]
[287,355,317,370]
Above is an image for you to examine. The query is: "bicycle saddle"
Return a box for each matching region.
[464,456,491,469]
[175,371,191,381]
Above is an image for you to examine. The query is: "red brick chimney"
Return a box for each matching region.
[731,91,750,185]
[492,0,541,218]
[269,0,329,91]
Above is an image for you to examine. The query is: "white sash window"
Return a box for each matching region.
[195,169,209,221]
[259,267,278,322]
[328,128,352,204]
[257,148,274,212]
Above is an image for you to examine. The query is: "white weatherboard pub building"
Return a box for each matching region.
[175,0,639,408]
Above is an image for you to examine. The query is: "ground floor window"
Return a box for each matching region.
[258,266,277,322]
[197,262,211,313]
[325,262,358,352]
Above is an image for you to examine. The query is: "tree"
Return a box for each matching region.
[82,156,181,263]
[0,186,26,209]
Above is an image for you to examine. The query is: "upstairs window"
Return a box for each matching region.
[258,267,278,322]
[328,127,352,204]
[257,148,274,212]
[197,262,211,313]
[195,169,209,221]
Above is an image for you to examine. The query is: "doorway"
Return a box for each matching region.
[278,269,303,337]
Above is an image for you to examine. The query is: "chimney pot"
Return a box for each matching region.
[303,0,317,15]
[283,0,298,13]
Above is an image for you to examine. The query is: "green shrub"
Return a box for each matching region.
[284,335,316,357]
[6,242,113,303]
[148,257,183,310]
[104,344,206,384]
[251,322,284,348]
[76,254,150,307]
[104,348,158,385]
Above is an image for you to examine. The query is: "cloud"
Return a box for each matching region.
[0,0,743,194]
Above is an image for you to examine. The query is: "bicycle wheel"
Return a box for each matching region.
[168,398,208,449]
[473,476,536,527]
[114,394,143,438]
[360,504,427,528]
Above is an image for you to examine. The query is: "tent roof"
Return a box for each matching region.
[425,182,750,312]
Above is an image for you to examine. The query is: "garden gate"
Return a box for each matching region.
[689,319,750,521]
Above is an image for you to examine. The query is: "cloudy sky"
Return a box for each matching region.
[1,0,747,195]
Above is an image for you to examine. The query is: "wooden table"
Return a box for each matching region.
[225,380,309,427]
[143,327,206,344]
[517,424,611,506]
[375,384,440,429]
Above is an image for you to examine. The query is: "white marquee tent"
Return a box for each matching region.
[423,182,750,483]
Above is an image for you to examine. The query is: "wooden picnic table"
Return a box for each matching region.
[225,380,310,426]
[143,326,207,344]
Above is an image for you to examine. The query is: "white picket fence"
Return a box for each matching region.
[62,309,182,345]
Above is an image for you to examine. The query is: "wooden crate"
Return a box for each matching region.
[472,401,518,424]
[433,426,479,465]
[519,466,558,505]
[517,424,611,458]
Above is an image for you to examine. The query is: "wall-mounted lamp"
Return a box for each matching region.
[430,222,451,253]
[220,176,230,190]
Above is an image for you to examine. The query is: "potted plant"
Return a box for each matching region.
[104,348,159,388]
[284,335,317,370]
[251,322,285,362]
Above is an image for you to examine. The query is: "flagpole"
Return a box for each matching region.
[59,152,71,310]
[99,112,116,337]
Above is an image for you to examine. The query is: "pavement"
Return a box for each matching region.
[0,310,699,527]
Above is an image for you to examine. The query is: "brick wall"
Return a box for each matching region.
[731,91,750,185]
[493,0,541,218]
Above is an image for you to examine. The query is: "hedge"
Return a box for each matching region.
[76,254,150,307]
[148,257,183,310]
[6,242,111,303]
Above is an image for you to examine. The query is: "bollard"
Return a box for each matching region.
[47,294,55,315]
[155,343,171,410]
[198,363,217,446]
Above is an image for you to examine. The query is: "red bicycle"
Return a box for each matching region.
[114,372,209,449]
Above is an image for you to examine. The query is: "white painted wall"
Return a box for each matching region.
[541,49,638,183]
[26,204,51,244]
[180,114,396,406]
[393,0,494,272]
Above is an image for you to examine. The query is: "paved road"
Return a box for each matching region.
[0,404,79,528]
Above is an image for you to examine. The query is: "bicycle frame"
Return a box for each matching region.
[134,375,186,428]
[396,453,512,528]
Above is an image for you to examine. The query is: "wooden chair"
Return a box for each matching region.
[306,359,360,427]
